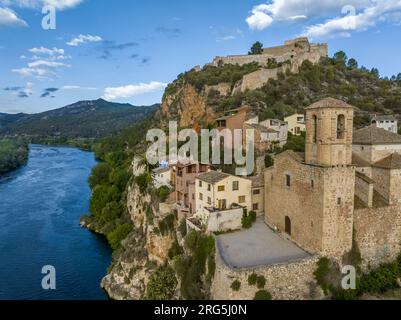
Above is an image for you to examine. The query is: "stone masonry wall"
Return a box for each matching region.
[211,250,320,300]
[354,205,401,268]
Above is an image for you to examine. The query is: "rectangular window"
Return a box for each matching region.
[253,203,259,211]
[337,197,342,205]
[232,181,239,191]
[218,199,227,210]
[199,193,203,201]
[218,185,225,192]
[311,180,314,188]
[199,180,202,188]
[253,189,261,195]
[286,174,291,187]
[207,197,211,205]
[208,184,211,191]
[238,196,246,204]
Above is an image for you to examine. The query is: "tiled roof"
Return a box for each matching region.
[352,153,371,167]
[305,97,354,110]
[247,175,264,187]
[373,153,401,169]
[197,171,230,184]
[353,125,401,145]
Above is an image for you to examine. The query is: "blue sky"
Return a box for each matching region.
[1,0,401,114]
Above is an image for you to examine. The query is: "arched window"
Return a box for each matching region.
[285,216,292,236]
[312,115,318,143]
[337,115,345,139]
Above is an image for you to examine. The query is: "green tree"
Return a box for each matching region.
[249,41,263,55]
[347,58,358,69]
[333,51,348,65]
[107,223,133,250]
[231,280,241,291]
[265,154,274,168]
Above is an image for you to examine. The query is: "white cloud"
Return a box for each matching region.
[246,0,401,39]
[0,7,27,27]
[29,47,64,55]
[12,67,56,79]
[61,85,96,90]
[1,0,83,11]
[246,4,274,30]
[303,0,401,39]
[28,60,70,68]
[67,34,102,46]
[102,82,167,101]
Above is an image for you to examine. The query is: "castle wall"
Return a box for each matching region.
[264,155,325,254]
[211,245,320,300]
[354,205,401,268]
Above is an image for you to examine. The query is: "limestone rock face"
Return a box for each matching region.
[102,182,178,300]
[161,84,215,129]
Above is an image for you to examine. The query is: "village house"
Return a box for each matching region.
[171,161,210,217]
[247,174,265,216]
[188,171,252,233]
[371,115,398,134]
[152,166,171,189]
[243,115,288,154]
[284,113,306,135]
[216,106,250,133]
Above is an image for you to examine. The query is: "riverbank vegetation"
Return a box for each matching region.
[0,139,29,175]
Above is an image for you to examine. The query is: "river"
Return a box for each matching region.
[0,145,112,300]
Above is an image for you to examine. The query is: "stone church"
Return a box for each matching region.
[265,98,401,266]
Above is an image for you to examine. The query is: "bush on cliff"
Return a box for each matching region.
[146,266,177,300]
[174,231,215,300]
[107,223,133,250]
[254,290,272,300]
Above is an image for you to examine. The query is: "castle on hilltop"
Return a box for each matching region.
[208,38,328,93]
[210,37,328,69]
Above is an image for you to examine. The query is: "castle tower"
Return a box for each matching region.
[305,98,354,166]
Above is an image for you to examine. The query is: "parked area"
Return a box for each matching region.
[216,218,311,269]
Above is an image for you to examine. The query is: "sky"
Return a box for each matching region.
[1,0,401,114]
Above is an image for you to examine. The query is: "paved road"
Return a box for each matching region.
[216,218,311,269]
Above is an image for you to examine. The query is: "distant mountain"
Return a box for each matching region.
[0,113,27,128]
[0,99,158,139]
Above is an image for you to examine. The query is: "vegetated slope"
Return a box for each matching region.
[0,99,159,139]
[0,138,29,175]
[162,54,401,129]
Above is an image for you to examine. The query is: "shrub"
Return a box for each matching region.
[168,239,183,259]
[134,172,152,194]
[248,273,258,286]
[256,275,266,289]
[157,186,170,202]
[88,162,111,189]
[254,290,272,300]
[314,257,333,295]
[264,154,274,168]
[159,213,176,236]
[231,280,241,291]
[107,223,133,250]
[242,211,257,229]
[179,218,187,237]
[146,266,177,300]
